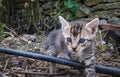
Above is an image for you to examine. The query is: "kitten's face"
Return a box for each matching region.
[59,16,99,53]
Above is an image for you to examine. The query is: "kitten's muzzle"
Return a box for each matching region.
[72,47,77,50]
[72,47,77,52]
[72,50,77,52]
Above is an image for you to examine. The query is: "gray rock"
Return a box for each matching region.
[84,0,101,6]
[108,17,120,25]
[90,11,111,19]
[102,0,120,2]
[91,2,120,12]
[113,9,120,17]
[100,19,107,25]
[76,11,88,18]
[79,3,91,15]
[76,18,92,22]
[90,10,120,19]
[22,34,37,42]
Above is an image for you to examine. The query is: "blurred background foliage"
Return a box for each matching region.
[0,22,5,41]
[0,0,80,35]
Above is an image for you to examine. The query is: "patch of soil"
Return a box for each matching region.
[0,34,119,77]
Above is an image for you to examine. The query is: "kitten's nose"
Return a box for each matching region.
[72,44,77,51]
[72,47,77,51]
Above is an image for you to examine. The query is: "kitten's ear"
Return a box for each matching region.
[59,16,69,30]
[85,18,99,34]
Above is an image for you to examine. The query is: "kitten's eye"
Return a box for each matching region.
[67,37,72,42]
[79,38,86,43]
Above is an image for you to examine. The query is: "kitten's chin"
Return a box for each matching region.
[70,50,78,53]
[68,48,78,53]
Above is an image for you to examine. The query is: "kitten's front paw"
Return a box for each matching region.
[84,68,96,77]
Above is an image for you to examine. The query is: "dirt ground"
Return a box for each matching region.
[0,34,120,77]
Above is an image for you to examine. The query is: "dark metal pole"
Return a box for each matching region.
[0,48,120,76]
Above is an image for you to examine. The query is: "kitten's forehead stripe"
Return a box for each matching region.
[70,22,84,37]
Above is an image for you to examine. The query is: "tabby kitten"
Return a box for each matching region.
[44,16,99,77]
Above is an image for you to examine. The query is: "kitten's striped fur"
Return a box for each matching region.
[44,16,99,77]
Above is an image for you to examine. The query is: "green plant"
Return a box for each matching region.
[96,30,105,52]
[0,22,5,41]
[24,0,42,34]
[64,0,80,16]
[0,0,2,8]
[1,0,81,34]
[96,30,118,52]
